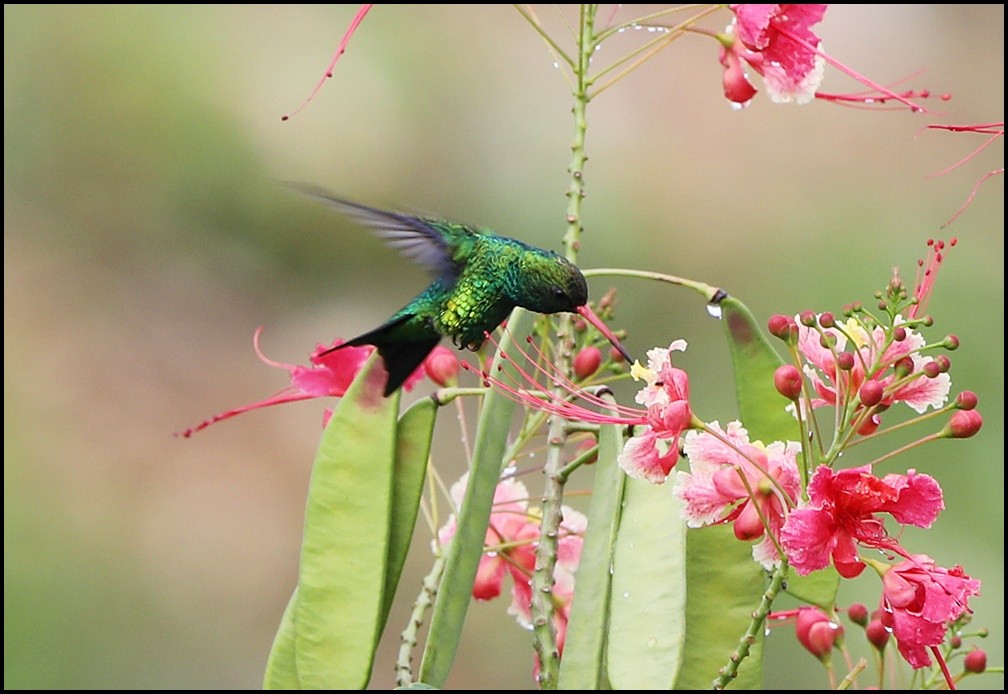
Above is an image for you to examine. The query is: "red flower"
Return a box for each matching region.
[880,555,981,669]
[780,465,944,577]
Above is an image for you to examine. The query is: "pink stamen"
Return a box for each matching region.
[466,330,644,425]
[911,238,956,318]
[777,25,942,113]
[282,4,374,121]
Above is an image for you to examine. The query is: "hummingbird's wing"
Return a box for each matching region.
[289,184,469,284]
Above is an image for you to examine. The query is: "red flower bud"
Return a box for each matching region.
[799,311,817,327]
[892,326,907,342]
[964,647,987,673]
[956,391,978,410]
[836,351,855,371]
[923,361,941,378]
[947,409,983,438]
[423,345,460,387]
[894,356,914,377]
[609,346,626,363]
[847,603,869,627]
[934,355,951,373]
[574,346,602,380]
[795,608,840,660]
[768,314,794,340]
[774,365,804,401]
[859,381,884,408]
[857,414,881,436]
[818,312,835,328]
[865,618,890,650]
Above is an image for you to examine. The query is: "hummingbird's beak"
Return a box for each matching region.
[576,305,633,364]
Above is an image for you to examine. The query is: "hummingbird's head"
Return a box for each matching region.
[517,253,589,314]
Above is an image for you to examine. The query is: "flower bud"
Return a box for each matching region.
[934,355,951,373]
[947,409,983,439]
[818,312,835,328]
[923,361,941,378]
[892,326,907,342]
[799,311,817,327]
[774,365,804,401]
[609,346,625,363]
[893,356,914,377]
[423,345,460,387]
[857,414,881,436]
[949,635,963,649]
[819,333,837,349]
[956,391,978,410]
[836,351,855,371]
[943,334,960,350]
[865,618,890,650]
[847,603,869,627]
[964,647,988,673]
[768,314,794,340]
[795,608,840,661]
[859,381,884,408]
[574,346,602,380]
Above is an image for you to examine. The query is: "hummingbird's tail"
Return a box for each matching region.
[321,316,441,396]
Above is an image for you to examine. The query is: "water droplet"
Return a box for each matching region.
[553,61,560,69]
[730,100,751,112]
[647,637,658,648]
[622,591,630,599]
[706,302,724,318]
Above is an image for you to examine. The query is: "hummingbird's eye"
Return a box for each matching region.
[553,287,569,302]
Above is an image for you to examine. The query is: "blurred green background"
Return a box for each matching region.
[4,4,1002,690]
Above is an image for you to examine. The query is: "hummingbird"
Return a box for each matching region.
[298,187,633,396]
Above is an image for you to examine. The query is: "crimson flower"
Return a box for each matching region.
[672,421,801,569]
[880,554,981,669]
[780,464,944,578]
[178,327,430,437]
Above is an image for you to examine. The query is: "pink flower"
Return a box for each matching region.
[719,5,941,111]
[177,326,426,437]
[616,341,693,483]
[725,4,828,105]
[436,472,585,648]
[880,554,981,669]
[780,465,944,577]
[672,421,801,569]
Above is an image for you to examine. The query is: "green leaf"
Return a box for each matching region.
[720,296,797,442]
[783,566,840,611]
[381,397,438,631]
[418,308,535,688]
[675,525,766,689]
[262,587,300,690]
[293,353,400,689]
[557,414,625,689]
[606,477,687,690]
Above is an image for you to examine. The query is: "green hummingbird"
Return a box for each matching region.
[300,188,633,396]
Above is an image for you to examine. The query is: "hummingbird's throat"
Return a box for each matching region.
[575,305,633,363]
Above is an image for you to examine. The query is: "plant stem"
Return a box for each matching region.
[530,5,597,689]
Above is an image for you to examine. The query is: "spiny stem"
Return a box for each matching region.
[396,555,446,687]
[530,6,596,689]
